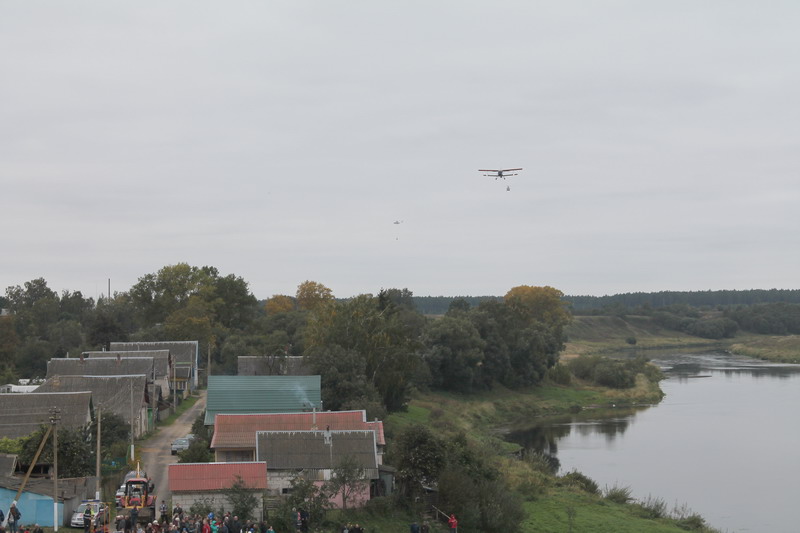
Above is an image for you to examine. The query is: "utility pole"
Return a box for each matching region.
[96,407,102,500]
[130,380,135,461]
[50,407,61,532]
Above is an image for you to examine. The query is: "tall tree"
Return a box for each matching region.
[388,424,447,500]
[129,263,215,326]
[211,273,258,330]
[0,316,19,371]
[422,316,486,393]
[295,281,334,312]
[504,285,572,336]
[264,295,295,315]
[305,294,420,412]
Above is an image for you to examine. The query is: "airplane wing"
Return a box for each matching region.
[502,168,523,171]
[478,169,500,172]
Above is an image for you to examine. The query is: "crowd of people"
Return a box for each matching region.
[115,504,277,533]
[2,498,457,533]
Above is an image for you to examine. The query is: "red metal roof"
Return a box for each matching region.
[168,462,267,492]
[210,410,385,449]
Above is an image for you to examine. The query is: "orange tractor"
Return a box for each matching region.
[119,472,156,524]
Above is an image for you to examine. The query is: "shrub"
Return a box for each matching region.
[363,496,394,517]
[603,484,634,504]
[546,363,572,385]
[559,470,599,495]
[524,451,559,475]
[636,495,667,519]
[672,503,709,531]
[675,514,708,531]
[568,355,660,388]
[593,360,636,388]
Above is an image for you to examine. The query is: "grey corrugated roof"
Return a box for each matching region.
[0,475,93,501]
[47,357,155,380]
[84,350,170,379]
[205,375,321,425]
[255,430,377,472]
[0,392,92,439]
[110,341,197,365]
[237,356,312,376]
[35,375,148,421]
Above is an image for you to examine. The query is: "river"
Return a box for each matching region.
[507,352,800,533]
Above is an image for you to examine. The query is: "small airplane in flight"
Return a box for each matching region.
[479,168,522,180]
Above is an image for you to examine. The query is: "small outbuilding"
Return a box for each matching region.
[168,462,268,520]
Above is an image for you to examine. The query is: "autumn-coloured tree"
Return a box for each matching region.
[265,294,295,315]
[295,281,334,312]
[504,285,572,334]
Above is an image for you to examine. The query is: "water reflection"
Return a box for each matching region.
[506,406,647,455]
[506,352,800,457]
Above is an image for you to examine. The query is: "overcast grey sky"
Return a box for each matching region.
[2,2,799,300]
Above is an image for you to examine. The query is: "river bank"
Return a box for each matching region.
[389,368,722,533]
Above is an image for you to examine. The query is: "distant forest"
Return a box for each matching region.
[413,289,800,316]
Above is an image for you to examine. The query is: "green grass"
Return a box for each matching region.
[728,334,800,363]
[523,488,717,533]
[316,509,450,533]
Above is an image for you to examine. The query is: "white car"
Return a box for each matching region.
[70,501,105,528]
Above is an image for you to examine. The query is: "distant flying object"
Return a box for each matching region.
[393,220,403,225]
[479,168,522,180]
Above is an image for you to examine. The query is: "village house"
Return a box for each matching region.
[168,462,268,521]
[35,374,153,437]
[110,341,199,391]
[47,356,156,381]
[255,430,379,508]
[210,410,385,463]
[0,391,92,440]
[84,349,170,383]
[204,375,322,425]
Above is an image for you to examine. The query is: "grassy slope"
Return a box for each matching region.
[389,384,715,533]
[563,315,720,358]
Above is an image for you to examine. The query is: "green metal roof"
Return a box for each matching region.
[205,375,322,425]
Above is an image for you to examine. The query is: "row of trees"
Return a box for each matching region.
[409,289,800,316]
[2,267,571,418]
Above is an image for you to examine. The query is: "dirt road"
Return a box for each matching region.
[139,390,207,508]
